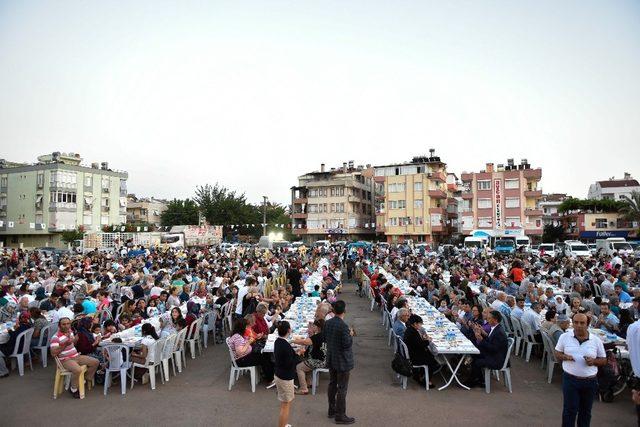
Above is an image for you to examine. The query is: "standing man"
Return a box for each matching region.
[626,318,640,423]
[324,300,355,424]
[273,321,297,427]
[554,313,607,427]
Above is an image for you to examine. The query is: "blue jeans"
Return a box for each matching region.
[562,372,598,427]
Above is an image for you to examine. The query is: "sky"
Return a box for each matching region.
[1,1,639,205]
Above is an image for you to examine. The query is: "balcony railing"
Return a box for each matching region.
[428,189,447,199]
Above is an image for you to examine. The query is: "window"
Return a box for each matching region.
[308,204,318,213]
[84,175,92,187]
[101,197,109,207]
[84,196,93,210]
[36,173,44,187]
[0,177,7,188]
[414,199,423,209]
[35,195,43,209]
[101,215,109,225]
[478,217,492,227]
[397,200,406,209]
[478,198,492,209]
[0,196,6,208]
[35,213,43,224]
[506,217,521,227]
[414,182,423,192]
[505,198,520,208]
[477,180,491,190]
[389,200,398,210]
[415,216,424,226]
[388,183,406,193]
[504,179,519,189]
[308,189,318,198]
[83,214,92,225]
[101,177,110,189]
[337,203,345,213]
[389,217,398,226]
[595,218,607,229]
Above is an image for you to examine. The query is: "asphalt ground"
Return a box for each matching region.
[1,281,636,427]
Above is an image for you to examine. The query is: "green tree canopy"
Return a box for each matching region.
[160,199,199,227]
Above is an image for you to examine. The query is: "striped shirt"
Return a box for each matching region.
[50,331,79,362]
[228,333,251,359]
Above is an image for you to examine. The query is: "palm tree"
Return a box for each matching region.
[619,191,640,231]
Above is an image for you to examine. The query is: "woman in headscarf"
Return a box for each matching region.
[75,316,101,356]
[185,301,200,329]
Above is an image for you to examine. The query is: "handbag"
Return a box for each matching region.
[392,352,413,377]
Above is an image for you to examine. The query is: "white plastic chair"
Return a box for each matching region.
[521,321,542,362]
[160,334,178,382]
[541,332,559,383]
[484,337,515,394]
[32,323,57,368]
[172,328,188,374]
[185,318,203,359]
[130,338,164,390]
[225,337,256,392]
[311,367,329,395]
[103,344,131,395]
[9,328,34,376]
[397,337,429,391]
[201,311,216,348]
[510,315,524,356]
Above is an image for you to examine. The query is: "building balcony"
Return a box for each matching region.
[374,176,386,183]
[461,172,474,182]
[431,225,444,233]
[102,187,110,193]
[102,206,110,213]
[293,197,308,204]
[292,228,307,235]
[429,207,445,215]
[428,189,447,199]
[525,208,543,216]
[429,171,446,182]
[524,189,542,198]
[447,210,458,218]
[292,212,308,219]
[50,183,77,191]
[523,168,542,180]
[461,191,473,200]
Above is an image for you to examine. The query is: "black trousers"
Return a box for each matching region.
[236,352,274,381]
[328,369,350,417]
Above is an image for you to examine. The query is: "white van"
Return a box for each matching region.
[463,236,485,250]
[515,236,531,252]
[596,238,634,256]
[538,243,556,257]
[563,240,591,258]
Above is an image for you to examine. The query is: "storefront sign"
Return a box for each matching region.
[579,230,629,239]
[494,179,502,228]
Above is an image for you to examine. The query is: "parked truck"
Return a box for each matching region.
[161,225,223,248]
[596,237,634,256]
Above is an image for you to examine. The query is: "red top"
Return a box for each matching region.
[252,314,269,336]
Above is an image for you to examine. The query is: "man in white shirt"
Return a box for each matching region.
[521,302,542,342]
[234,277,251,316]
[554,313,607,427]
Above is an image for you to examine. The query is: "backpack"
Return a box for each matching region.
[392,352,413,377]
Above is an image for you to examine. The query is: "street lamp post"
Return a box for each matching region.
[262,196,268,236]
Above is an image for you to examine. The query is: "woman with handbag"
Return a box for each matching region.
[292,319,326,395]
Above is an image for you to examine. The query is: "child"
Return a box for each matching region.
[310,285,321,298]
[438,300,448,314]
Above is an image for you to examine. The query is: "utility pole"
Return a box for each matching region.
[262,196,268,236]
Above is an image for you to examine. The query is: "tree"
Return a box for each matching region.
[160,199,199,227]
[61,226,85,244]
[542,224,565,243]
[194,184,257,237]
[558,197,625,214]
[619,191,640,231]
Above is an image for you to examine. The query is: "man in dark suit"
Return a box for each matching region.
[469,310,509,387]
[324,300,355,424]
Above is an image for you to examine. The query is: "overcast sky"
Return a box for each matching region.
[1,1,639,205]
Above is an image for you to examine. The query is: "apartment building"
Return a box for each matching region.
[373,152,450,243]
[126,194,168,227]
[539,193,569,226]
[459,159,543,238]
[0,152,128,248]
[291,161,375,242]
[587,173,639,200]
